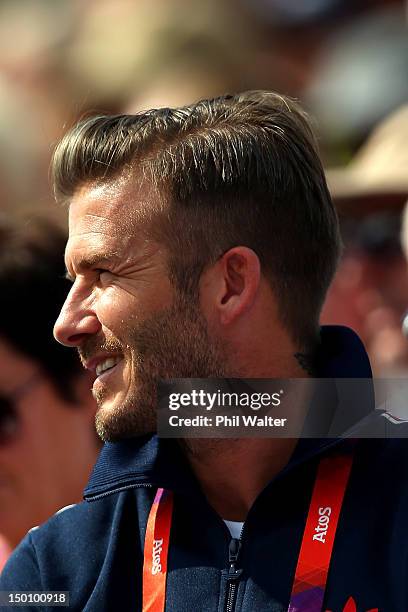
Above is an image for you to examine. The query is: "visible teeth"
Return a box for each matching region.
[96,356,121,376]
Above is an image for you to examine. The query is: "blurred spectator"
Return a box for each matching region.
[400,199,408,336]
[66,0,251,108]
[401,199,408,264]
[326,105,408,212]
[323,105,408,374]
[0,1,74,224]
[0,218,100,569]
[306,4,408,155]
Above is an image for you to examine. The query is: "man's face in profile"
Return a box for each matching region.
[54,178,226,441]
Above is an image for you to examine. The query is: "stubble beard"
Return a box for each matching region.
[94,292,228,442]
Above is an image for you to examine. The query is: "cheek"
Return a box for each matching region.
[97,289,140,333]
[96,285,172,336]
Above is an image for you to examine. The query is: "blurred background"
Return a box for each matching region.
[0,0,408,374]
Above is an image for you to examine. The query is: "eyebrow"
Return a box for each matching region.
[65,252,119,282]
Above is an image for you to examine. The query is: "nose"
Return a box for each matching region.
[54,286,102,347]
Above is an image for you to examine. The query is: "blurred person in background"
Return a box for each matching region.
[0,218,100,570]
[304,1,408,155]
[323,105,408,374]
[399,200,408,334]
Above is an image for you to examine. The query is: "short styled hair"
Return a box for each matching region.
[52,91,341,348]
[0,218,83,401]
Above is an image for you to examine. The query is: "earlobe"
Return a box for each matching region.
[219,247,261,325]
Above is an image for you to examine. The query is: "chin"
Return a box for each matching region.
[94,396,156,442]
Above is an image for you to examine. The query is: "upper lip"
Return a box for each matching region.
[84,353,123,373]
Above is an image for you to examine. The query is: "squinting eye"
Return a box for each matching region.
[95,268,110,281]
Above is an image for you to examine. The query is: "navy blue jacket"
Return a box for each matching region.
[1,327,408,611]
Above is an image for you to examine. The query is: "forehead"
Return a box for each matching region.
[66,177,161,263]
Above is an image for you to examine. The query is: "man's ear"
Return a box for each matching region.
[201,247,261,326]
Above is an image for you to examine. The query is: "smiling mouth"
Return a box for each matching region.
[95,356,123,378]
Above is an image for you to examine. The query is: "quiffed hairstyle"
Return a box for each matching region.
[52,91,341,349]
[0,218,84,401]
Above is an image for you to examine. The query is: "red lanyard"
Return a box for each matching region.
[142,488,174,612]
[288,450,354,611]
[142,449,354,612]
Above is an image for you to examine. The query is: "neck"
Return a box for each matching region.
[181,319,315,520]
[182,372,313,521]
[183,437,300,521]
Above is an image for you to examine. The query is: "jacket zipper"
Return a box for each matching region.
[225,524,245,612]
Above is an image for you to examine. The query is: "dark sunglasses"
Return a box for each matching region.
[0,372,43,445]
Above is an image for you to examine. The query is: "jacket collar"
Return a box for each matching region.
[84,325,374,500]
